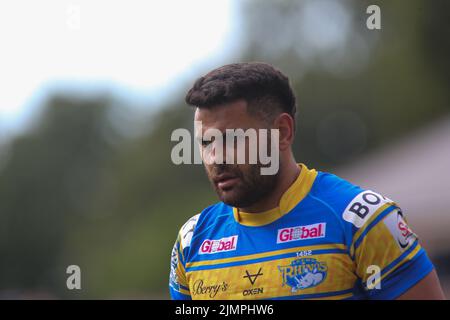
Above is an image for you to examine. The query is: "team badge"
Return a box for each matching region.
[278,257,327,292]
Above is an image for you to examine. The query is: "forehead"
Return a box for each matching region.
[194,99,261,132]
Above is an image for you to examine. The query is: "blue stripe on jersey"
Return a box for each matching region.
[352,205,397,256]
[185,248,348,272]
[179,284,189,291]
[365,248,434,300]
[169,286,191,300]
[362,239,420,288]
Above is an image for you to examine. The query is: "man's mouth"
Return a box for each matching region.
[213,173,240,190]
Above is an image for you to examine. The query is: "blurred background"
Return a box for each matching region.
[0,0,449,299]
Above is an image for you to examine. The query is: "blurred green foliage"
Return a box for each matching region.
[0,0,449,298]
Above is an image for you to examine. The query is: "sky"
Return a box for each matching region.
[0,0,238,137]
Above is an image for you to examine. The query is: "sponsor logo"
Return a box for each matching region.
[199,235,238,255]
[343,190,393,228]
[243,287,264,296]
[243,268,264,296]
[384,209,417,250]
[278,258,328,293]
[243,268,263,285]
[192,279,229,298]
[397,213,414,248]
[277,223,326,243]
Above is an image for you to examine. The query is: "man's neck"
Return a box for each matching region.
[239,158,301,213]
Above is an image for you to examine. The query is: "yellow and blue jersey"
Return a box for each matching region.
[169,164,434,300]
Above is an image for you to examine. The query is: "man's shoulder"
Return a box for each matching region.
[177,201,233,249]
[178,213,201,250]
[309,170,397,229]
[309,171,365,212]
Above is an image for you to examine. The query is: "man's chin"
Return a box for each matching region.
[217,191,244,207]
[217,190,256,208]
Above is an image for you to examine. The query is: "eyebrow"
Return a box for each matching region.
[196,129,257,145]
[196,131,227,142]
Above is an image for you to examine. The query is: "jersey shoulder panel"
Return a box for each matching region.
[307,171,397,247]
[180,202,235,259]
[310,171,396,228]
[309,171,432,299]
[179,213,201,250]
[177,201,229,248]
[309,171,366,215]
[306,171,364,248]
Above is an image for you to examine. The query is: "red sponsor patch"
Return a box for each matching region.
[199,235,238,254]
[277,223,326,243]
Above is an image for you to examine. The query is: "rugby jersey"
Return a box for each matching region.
[169,163,434,300]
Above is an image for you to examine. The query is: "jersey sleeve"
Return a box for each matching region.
[343,190,435,299]
[169,234,191,300]
[169,213,200,300]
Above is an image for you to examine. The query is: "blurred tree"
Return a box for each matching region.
[0,94,117,295]
[61,102,216,298]
[421,0,450,95]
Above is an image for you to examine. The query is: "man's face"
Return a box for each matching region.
[194,99,280,209]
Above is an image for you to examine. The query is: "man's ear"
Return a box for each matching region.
[274,113,295,151]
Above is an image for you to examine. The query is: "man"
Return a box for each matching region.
[169,62,445,300]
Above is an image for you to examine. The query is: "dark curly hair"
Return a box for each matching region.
[185,62,297,125]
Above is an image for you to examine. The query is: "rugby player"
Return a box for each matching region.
[169,62,445,300]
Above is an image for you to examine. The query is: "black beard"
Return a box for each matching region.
[208,164,280,209]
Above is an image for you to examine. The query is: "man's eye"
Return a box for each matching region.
[201,140,212,147]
